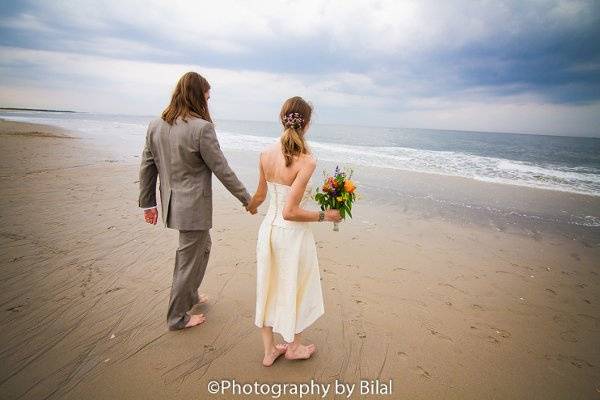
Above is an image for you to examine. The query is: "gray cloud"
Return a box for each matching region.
[0,0,599,136]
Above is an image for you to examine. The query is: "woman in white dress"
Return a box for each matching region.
[246,97,342,366]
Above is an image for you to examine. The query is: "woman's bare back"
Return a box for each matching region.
[261,142,312,186]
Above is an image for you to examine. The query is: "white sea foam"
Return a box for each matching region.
[3,114,600,197]
[219,130,600,197]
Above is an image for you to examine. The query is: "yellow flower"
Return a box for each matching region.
[336,196,343,202]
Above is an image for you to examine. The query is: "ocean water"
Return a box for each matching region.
[2,110,599,198]
[3,110,600,236]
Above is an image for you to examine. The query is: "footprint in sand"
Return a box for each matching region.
[104,287,123,294]
[559,330,578,343]
[487,336,500,344]
[415,366,431,379]
[494,329,511,338]
[471,323,511,343]
[577,313,600,325]
[487,329,511,344]
[428,329,453,342]
[439,282,467,294]
[6,304,24,312]
[554,354,595,369]
[545,288,557,295]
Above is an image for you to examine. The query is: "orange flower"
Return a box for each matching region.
[344,179,356,193]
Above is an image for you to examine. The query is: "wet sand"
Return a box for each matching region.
[0,120,599,399]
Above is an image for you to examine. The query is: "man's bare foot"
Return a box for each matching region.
[285,343,316,360]
[196,292,209,304]
[184,314,206,328]
[263,343,287,367]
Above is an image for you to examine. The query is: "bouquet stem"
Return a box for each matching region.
[333,221,339,232]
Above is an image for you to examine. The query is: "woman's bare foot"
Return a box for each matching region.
[285,343,316,360]
[262,343,287,367]
[184,314,206,328]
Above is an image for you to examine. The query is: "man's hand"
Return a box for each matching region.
[144,208,158,225]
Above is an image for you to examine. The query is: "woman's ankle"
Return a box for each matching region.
[264,345,277,355]
[287,342,300,351]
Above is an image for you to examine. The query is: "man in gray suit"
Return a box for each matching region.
[138,72,255,330]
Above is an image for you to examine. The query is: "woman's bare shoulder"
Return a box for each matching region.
[298,153,317,167]
[259,143,281,171]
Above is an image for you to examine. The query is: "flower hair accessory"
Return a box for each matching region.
[282,112,304,129]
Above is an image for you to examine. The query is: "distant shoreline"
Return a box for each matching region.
[0,107,77,113]
[1,109,597,140]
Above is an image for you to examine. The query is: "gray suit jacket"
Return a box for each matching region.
[138,116,251,231]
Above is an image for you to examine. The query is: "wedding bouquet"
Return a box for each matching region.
[314,166,357,231]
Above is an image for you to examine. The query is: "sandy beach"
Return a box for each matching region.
[0,119,599,399]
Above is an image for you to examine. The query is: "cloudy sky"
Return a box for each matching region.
[0,0,599,136]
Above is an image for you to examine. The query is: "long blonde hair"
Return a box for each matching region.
[279,96,313,167]
[162,72,212,125]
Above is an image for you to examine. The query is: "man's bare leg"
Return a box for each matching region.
[197,292,209,304]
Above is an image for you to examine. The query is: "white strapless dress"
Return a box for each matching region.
[254,181,324,342]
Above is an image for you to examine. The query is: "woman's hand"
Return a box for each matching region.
[324,209,342,222]
[245,197,259,214]
[245,204,258,215]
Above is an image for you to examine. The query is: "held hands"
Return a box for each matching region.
[324,209,342,222]
[245,197,258,215]
[144,208,158,225]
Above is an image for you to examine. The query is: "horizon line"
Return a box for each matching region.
[1,107,599,140]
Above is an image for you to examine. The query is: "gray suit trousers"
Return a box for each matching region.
[167,229,211,330]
